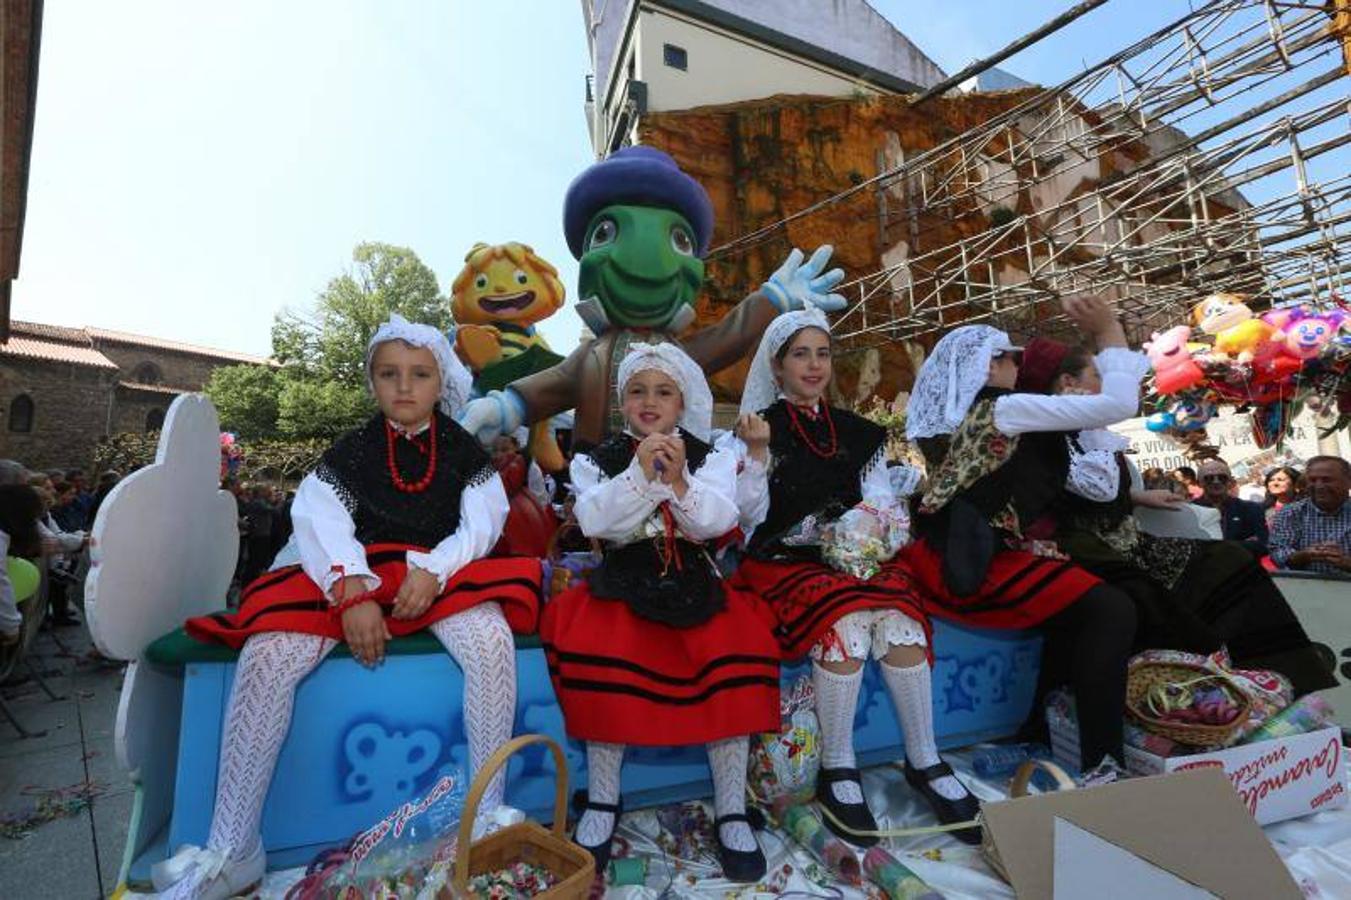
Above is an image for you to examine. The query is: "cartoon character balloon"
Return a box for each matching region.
[456,146,846,450]
[1191,293,1272,361]
[1145,325,1205,395]
[450,242,567,471]
[1274,310,1348,360]
[1145,395,1215,434]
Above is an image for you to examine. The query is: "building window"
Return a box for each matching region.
[145,408,166,432]
[8,394,34,433]
[132,362,162,385]
[663,43,687,71]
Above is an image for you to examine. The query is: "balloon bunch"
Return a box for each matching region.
[1142,293,1351,447]
[219,432,244,480]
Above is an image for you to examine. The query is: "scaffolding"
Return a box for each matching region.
[711,0,1351,348]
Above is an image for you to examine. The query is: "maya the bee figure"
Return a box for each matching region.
[451,241,568,469]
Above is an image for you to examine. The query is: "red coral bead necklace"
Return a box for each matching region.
[385,420,437,493]
[784,399,838,458]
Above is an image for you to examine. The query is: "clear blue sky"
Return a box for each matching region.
[15,0,1211,358]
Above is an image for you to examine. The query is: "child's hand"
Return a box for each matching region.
[342,601,391,667]
[1063,294,1126,348]
[1131,489,1188,510]
[655,434,686,484]
[635,434,664,482]
[392,566,439,620]
[332,575,371,604]
[735,413,771,462]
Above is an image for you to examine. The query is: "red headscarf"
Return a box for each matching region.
[1015,337,1072,394]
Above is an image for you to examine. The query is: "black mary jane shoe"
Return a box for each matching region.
[814,766,879,848]
[714,813,767,883]
[570,790,623,871]
[903,760,982,845]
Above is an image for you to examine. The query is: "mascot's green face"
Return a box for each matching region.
[577,204,705,329]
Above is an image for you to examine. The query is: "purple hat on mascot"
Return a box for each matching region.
[562,146,715,260]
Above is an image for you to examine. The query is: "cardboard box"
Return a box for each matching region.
[1049,711,1348,826]
[1130,725,1347,825]
[982,768,1302,899]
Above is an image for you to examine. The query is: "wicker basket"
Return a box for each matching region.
[1125,660,1251,747]
[443,734,595,900]
[981,758,1077,883]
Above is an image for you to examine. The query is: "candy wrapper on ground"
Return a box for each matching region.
[821,503,909,581]
[285,773,466,900]
[749,675,821,815]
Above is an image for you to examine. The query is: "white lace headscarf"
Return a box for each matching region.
[738,308,832,417]
[616,341,714,441]
[365,313,473,417]
[905,324,1019,440]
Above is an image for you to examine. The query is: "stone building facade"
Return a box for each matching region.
[0,321,271,471]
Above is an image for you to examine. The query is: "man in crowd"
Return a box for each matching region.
[1195,458,1268,555]
[1270,455,1351,575]
[65,468,95,526]
[239,484,278,585]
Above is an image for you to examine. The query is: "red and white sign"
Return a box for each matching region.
[1128,727,1347,826]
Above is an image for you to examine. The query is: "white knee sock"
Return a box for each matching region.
[707,737,756,852]
[576,742,624,847]
[879,658,968,801]
[147,630,338,900]
[430,603,516,811]
[811,662,865,805]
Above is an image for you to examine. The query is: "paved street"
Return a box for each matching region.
[0,625,133,900]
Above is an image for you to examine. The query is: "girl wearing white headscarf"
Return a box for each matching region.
[900,296,1145,771]
[167,316,541,900]
[541,341,779,883]
[730,309,979,846]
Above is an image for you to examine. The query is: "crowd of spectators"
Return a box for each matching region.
[220,479,295,589]
[0,458,111,641]
[1140,454,1351,575]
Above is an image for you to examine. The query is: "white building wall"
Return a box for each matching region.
[635,7,882,113]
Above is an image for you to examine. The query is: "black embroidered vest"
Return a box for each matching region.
[583,429,725,628]
[747,401,886,561]
[914,389,1071,596]
[315,411,495,549]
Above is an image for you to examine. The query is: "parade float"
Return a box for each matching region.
[88,392,1041,887]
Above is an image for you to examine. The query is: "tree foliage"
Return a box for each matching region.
[203,364,283,441]
[205,242,449,443]
[276,242,451,386]
[276,378,372,440]
[94,431,325,486]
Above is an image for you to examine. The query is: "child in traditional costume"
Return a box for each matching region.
[1017,336,1332,694]
[731,308,979,846]
[541,342,779,881]
[162,316,541,900]
[902,296,1142,770]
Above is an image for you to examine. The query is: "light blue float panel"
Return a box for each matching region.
[151,620,1039,876]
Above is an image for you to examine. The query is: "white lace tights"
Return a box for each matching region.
[576,738,756,853]
[201,604,515,864]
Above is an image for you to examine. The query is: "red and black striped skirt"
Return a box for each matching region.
[898,538,1100,629]
[540,582,781,746]
[730,557,932,661]
[186,543,543,649]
